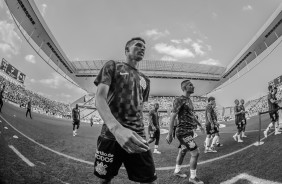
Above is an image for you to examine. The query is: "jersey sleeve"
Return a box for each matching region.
[172,97,183,114]
[94,60,115,87]
[143,76,150,102]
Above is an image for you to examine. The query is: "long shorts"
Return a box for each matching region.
[94,136,157,183]
[176,131,198,152]
[269,111,279,122]
[205,124,219,135]
[148,125,160,139]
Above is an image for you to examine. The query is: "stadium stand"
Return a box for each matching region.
[0,74,71,119]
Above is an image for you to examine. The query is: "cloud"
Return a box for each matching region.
[39,73,65,88]
[192,42,205,56]
[160,55,178,61]
[154,43,195,58]
[25,54,36,64]
[65,82,86,94]
[199,58,220,65]
[183,38,192,44]
[171,39,181,44]
[242,5,253,11]
[144,29,170,40]
[0,20,21,55]
[59,93,71,98]
[0,0,4,8]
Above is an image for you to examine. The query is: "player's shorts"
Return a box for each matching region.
[236,121,243,131]
[205,124,219,135]
[73,120,80,125]
[269,111,279,122]
[176,131,198,152]
[148,125,160,139]
[242,118,247,125]
[94,136,157,183]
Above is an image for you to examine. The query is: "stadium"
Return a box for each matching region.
[1,0,282,183]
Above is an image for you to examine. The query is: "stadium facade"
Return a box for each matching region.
[4,0,282,97]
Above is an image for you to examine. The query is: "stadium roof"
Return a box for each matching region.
[5,0,282,96]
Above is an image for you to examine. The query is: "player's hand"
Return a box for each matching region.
[113,126,149,154]
[152,126,156,131]
[166,133,173,144]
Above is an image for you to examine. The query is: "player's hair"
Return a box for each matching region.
[234,99,239,103]
[125,37,146,53]
[268,85,273,91]
[154,102,159,105]
[181,80,191,91]
[208,96,215,102]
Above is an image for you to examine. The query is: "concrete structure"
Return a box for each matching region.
[4,0,282,97]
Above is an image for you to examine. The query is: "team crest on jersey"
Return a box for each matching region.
[140,76,147,90]
[188,141,196,149]
[95,161,108,175]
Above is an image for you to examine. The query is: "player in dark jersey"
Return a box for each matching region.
[90,115,94,127]
[72,104,80,136]
[240,99,247,137]
[204,97,219,153]
[26,98,32,119]
[148,103,161,154]
[94,37,157,184]
[166,80,204,184]
[0,84,6,113]
[232,99,245,142]
[264,86,281,137]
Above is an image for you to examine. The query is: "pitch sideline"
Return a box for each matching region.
[0,114,274,171]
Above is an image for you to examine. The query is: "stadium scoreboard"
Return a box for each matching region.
[0,58,26,84]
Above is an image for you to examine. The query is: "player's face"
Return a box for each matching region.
[240,100,244,104]
[126,40,146,62]
[235,100,239,105]
[154,103,159,110]
[211,100,216,107]
[183,81,194,94]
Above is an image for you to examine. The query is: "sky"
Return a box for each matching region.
[0,0,282,106]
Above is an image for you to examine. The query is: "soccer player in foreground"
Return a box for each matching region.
[166,80,205,184]
[148,103,161,154]
[233,99,244,142]
[204,97,219,153]
[72,104,80,136]
[264,86,281,137]
[240,99,247,137]
[94,37,157,184]
[0,84,6,112]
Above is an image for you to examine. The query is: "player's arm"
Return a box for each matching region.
[234,107,241,115]
[148,111,155,130]
[166,112,177,144]
[193,114,205,133]
[206,109,214,125]
[95,83,149,153]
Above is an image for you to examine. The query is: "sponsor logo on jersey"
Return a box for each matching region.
[95,151,114,163]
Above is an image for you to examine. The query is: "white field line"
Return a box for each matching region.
[8,145,35,167]
[0,114,276,170]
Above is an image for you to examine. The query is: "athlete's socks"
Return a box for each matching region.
[205,137,211,148]
[211,136,219,147]
[175,165,181,173]
[190,169,196,179]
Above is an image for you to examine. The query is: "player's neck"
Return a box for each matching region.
[183,92,191,98]
[125,58,139,69]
